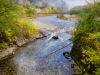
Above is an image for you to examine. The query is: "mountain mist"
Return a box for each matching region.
[15,0,87,10]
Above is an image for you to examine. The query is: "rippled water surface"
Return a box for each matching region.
[0,15,75,75]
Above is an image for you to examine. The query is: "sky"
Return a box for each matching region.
[64,0,88,9]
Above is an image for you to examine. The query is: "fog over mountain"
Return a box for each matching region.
[64,0,86,10]
[16,0,88,10]
[46,0,67,9]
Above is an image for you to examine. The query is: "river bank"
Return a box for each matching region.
[0,15,77,75]
[0,21,58,61]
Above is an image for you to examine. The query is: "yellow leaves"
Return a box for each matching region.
[81,60,87,65]
[82,49,90,58]
[52,8,59,13]
[24,20,37,36]
[41,7,59,15]
[82,46,100,66]
[16,18,37,37]
[41,7,50,14]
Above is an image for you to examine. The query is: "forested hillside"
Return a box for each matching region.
[15,0,68,9]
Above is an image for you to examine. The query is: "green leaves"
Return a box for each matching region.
[0,0,37,48]
[69,5,91,15]
[74,13,100,41]
[72,1,100,74]
[26,7,36,17]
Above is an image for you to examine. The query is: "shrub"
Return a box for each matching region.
[26,7,36,17]
[57,14,68,20]
[0,0,37,48]
[16,18,37,37]
[72,1,100,74]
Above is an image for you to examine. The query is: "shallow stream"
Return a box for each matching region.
[0,15,75,75]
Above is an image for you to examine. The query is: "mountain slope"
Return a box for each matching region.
[15,0,68,9]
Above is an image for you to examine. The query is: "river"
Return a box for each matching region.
[0,15,75,75]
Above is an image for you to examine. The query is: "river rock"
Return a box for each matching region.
[52,36,58,39]
[63,51,70,59]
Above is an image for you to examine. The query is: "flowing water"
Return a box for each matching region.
[0,15,75,75]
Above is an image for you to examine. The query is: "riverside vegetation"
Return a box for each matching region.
[2,0,100,74]
[70,0,100,75]
[0,0,62,49]
[0,0,38,49]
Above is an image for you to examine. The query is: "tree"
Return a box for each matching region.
[52,8,59,14]
[24,0,31,8]
[72,1,100,74]
[0,0,37,48]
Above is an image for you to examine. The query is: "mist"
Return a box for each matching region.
[15,0,91,11]
[64,0,87,10]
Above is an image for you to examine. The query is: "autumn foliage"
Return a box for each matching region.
[71,1,100,74]
[0,0,37,48]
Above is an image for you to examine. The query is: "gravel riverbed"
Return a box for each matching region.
[0,21,58,61]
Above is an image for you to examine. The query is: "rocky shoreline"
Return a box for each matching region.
[0,21,58,61]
